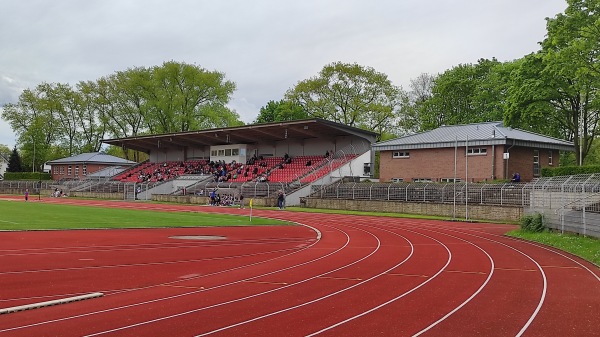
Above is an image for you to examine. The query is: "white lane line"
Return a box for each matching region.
[410,223,548,337]
[303,222,461,337]
[0,222,328,334]
[81,224,357,337]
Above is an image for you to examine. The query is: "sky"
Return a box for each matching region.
[0,0,568,150]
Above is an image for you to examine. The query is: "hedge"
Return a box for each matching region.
[3,172,52,180]
[541,165,600,177]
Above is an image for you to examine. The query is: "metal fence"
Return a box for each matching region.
[311,182,529,206]
[525,174,600,237]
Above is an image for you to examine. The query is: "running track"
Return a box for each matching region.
[0,198,598,336]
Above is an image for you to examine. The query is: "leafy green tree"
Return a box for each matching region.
[96,67,150,162]
[506,0,600,165]
[504,54,566,138]
[399,73,436,133]
[2,61,241,162]
[254,100,309,124]
[0,144,10,159]
[412,59,509,131]
[285,62,402,139]
[7,147,23,172]
[75,81,107,152]
[145,61,237,133]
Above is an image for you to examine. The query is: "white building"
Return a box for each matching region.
[0,154,8,180]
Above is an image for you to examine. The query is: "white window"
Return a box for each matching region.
[548,151,553,166]
[393,151,410,158]
[391,178,404,183]
[75,166,79,176]
[232,149,239,156]
[440,178,462,183]
[211,150,217,156]
[467,148,487,155]
[533,150,540,177]
[67,166,72,175]
[225,149,232,156]
[83,165,87,175]
[413,178,432,183]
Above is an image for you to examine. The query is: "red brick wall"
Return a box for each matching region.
[379,146,560,183]
[50,163,115,180]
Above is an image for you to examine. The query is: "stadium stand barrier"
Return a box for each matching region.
[525,174,600,238]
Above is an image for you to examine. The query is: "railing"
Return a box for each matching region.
[312,182,528,206]
[526,174,600,238]
[551,191,600,237]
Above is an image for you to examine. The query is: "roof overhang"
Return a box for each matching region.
[373,138,575,152]
[102,119,378,153]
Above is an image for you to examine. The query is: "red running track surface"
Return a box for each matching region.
[0,197,598,336]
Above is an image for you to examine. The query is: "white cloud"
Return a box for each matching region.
[0,0,567,147]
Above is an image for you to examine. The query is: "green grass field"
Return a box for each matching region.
[0,200,290,230]
[1,198,597,267]
[508,230,600,266]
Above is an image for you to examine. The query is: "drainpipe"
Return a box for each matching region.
[491,145,495,180]
[505,139,516,179]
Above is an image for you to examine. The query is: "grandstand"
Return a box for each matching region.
[67,119,377,204]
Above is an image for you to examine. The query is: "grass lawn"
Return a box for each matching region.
[508,230,600,266]
[0,200,290,230]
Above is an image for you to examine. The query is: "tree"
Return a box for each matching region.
[285,62,403,139]
[2,61,242,162]
[145,61,238,133]
[0,144,10,159]
[7,147,23,172]
[410,59,509,131]
[506,0,600,165]
[254,100,309,124]
[399,73,436,133]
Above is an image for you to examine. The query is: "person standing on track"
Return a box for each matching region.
[24,188,29,202]
[277,190,285,210]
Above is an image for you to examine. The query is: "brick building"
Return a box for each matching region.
[374,122,574,183]
[46,152,136,181]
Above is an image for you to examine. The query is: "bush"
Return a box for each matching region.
[520,213,546,232]
[3,172,52,180]
[542,165,600,177]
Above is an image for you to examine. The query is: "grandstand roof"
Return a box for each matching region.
[373,121,574,151]
[46,152,136,165]
[102,118,378,153]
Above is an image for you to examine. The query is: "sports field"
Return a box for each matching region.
[0,199,289,230]
[0,197,599,336]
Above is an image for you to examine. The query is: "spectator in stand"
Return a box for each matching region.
[305,160,312,166]
[511,172,521,183]
[325,150,330,158]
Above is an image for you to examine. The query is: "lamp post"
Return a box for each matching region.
[31,136,36,173]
